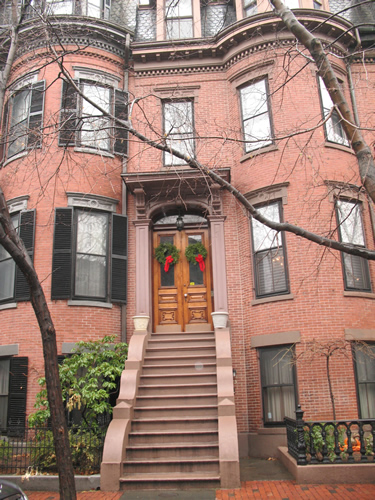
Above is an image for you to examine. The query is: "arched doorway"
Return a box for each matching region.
[153,214,212,332]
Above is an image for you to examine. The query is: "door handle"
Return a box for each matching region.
[184,293,188,298]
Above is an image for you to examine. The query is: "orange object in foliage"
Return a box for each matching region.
[340,438,361,452]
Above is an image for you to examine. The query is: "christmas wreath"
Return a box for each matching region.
[185,242,208,272]
[155,242,180,272]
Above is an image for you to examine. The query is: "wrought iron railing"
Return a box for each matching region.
[0,423,108,474]
[285,405,375,465]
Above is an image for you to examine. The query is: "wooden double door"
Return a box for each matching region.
[153,229,212,332]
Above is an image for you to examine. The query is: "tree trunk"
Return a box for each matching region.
[270,0,375,203]
[0,188,76,500]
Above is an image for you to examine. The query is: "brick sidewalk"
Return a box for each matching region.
[25,481,375,499]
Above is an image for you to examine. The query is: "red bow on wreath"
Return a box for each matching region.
[195,254,205,272]
[164,255,174,272]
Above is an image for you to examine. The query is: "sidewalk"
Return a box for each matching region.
[23,457,375,499]
[24,482,375,499]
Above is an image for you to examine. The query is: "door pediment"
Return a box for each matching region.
[122,168,230,220]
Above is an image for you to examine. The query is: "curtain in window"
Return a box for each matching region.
[260,347,296,423]
[75,211,108,298]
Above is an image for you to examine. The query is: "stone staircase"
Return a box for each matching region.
[120,330,220,490]
[101,326,240,492]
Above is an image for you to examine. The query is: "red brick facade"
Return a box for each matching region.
[0,0,374,455]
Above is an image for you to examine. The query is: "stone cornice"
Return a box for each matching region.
[132,10,355,74]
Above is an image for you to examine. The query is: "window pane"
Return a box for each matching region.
[76,212,107,255]
[166,18,193,39]
[164,101,194,164]
[260,347,296,424]
[241,80,268,119]
[46,0,73,15]
[164,101,193,132]
[343,253,370,290]
[81,84,111,150]
[0,359,10,396]
[8,90,31,157]
[284,0,299,8]
[319,77,349,146]
[159,236,175,287]
[75,255,106,297]
[255,249,287,296]
[252,204,281,252]
[243,114,272,152]
[87,0,101,17]
[75,211,108,298]
[0,259,16,301]
[355,345,375,418]
[337,201,365,246]
[166,0,192,18]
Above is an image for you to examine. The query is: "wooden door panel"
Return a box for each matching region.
[153,228,212,332]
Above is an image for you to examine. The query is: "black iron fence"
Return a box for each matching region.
[285,405,375,465]
[0,423,108,475]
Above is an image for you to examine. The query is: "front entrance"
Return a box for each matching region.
[153,228,212,332]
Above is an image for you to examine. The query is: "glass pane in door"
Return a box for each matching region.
[160,236,175,287]
[188,234,204,285]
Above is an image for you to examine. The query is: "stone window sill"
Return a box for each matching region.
[240,144,278,162]
[0,302,17,311]
[68,300,113,309]
[343,291,375,299]
[251,293,294,306]
[324,141,353,154]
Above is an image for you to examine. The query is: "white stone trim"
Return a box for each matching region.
[73,67,120,88]
[0,344,19,356]
[66,192,118,212]
[7,195,29,214]
[251,330,300,348]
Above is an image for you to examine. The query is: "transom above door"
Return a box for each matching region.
[153,227,212,332]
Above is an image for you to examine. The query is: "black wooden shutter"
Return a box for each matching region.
[7,357,28,431]
[28,81,45,149]
[15,210,36,301]
[0,99,9,161]
[51,208,73,300]
[111,213,127,303]
[114,90,128,155]
[59,79,78,147]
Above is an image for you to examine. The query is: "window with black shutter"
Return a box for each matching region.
[0,210,35,304]
[336,200,371,292]
[251,201,289,298]
[354,343,375,418]
[51,207,127,303]
[59,79,128,155]
[7,81,45,158]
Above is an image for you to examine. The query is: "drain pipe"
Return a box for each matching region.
[121,33,131,343]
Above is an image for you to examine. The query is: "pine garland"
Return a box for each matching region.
[185,242,208,264]
[154,242,180,266]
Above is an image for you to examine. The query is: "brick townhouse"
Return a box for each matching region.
[0,0,374,490]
